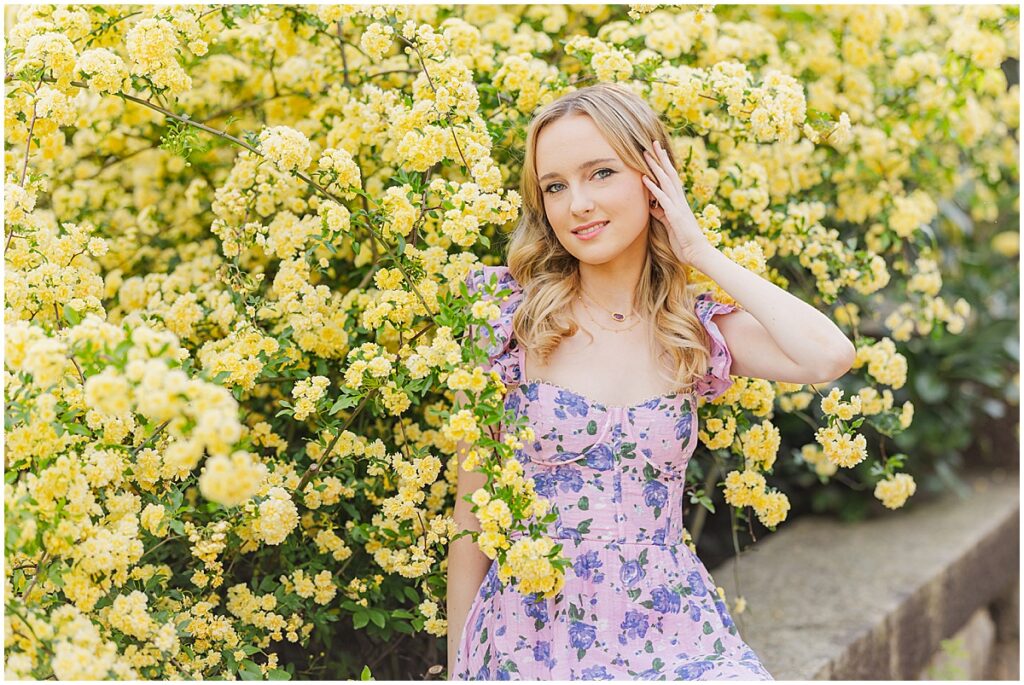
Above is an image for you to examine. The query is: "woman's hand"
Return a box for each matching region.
[642,139,716,267]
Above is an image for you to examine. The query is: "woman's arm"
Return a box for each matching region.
[445,388,492,679]
[640,139,855,386]
[688,244,856,385]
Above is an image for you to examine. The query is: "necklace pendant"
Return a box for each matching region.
[612,312,625,322]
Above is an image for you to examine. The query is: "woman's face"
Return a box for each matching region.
[535,114,653,266]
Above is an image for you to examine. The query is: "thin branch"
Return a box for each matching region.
[20,552,48,601]
[132,419,172,456]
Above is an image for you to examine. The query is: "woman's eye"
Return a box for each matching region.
[543,169,614,194]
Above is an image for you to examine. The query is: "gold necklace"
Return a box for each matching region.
[577,296,644,334]
[578,288,635,323]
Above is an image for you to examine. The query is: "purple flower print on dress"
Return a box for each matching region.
[651,527,666,545]
[554,465,586,493]
[553,390,591,420]
[714,597,736,631]
[620,559,645,587]
[569,621,597,651]
[522,594,549,624]
[674,660,717,679]
[531,472,558,498]
[687,570,708,596]
[618,609,650,644]
[532,641,556,669]
[636,667,663,679]
[473,664,490,680]
[651,584,682,614]
[584,443,615,471]
[687,599,703,622]
[673,411,692,441]
[505,392,522,414]
[572,550,606,584]
[556,523,583,545]
[612,473,622,504]
[580,665,616,680]
[642,480,668,509]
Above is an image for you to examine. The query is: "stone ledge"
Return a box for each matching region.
[708,469,1019,680]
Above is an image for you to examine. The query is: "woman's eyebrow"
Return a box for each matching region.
[539,157,618,182]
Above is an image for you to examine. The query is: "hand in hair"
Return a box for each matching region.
[641,139,716,267]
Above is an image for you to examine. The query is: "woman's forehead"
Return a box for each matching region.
[536,116,620,174]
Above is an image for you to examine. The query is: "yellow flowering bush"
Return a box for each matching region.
[3,3,1017,679]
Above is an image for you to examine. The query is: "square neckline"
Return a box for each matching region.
[516,342,689,413]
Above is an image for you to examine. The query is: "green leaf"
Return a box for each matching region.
[360,665,373,680]
[353,611,369,629]
[267,668,291,680]
[238,660,263,680]
[62,304,83,326]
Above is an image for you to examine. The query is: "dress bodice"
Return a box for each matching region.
[463,265,740,546]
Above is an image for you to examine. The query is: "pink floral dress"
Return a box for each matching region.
[454,265,772,681]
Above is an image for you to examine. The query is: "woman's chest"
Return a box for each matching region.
[522,326,678,409]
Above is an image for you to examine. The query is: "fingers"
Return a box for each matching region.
[643,149,671,196]
[641,174,665,201]
[644,141,680,203]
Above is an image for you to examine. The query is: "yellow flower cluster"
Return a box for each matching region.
[698,413,737,450]
[198,451,268,508]
[314,527,355,562]
[873,472,917,509]
[76,47,131,94]
[258,125,313,174]
[13,32,77,88]
[820,387,862,421]
[418,598,447,637]
[591,49,634,82]
[281,569,337,605]
[851,337,908,389]
[360,22,395,61]
[140,503,168,537]
[107,590,156,641]
[291,375,330,421]
[722,469,791,529]
[740,420,781,472]
[496,536,566,599]
[442,408,482,445]
[317,147,362,198]
[799,444,839,477]
[814,424,869,468]
[125,18,191,93]
[226,583,311,646]
[253,487,299,546]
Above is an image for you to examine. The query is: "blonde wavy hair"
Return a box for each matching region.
[505,82,713,395]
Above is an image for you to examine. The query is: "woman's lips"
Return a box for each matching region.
[574,221,607,240]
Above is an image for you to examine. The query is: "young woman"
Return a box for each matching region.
[447,83,855,680]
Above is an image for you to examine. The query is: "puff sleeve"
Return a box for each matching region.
[463,265,525,389]
[692,292,739,401]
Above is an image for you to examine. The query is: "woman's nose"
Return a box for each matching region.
[570,188,595,215]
